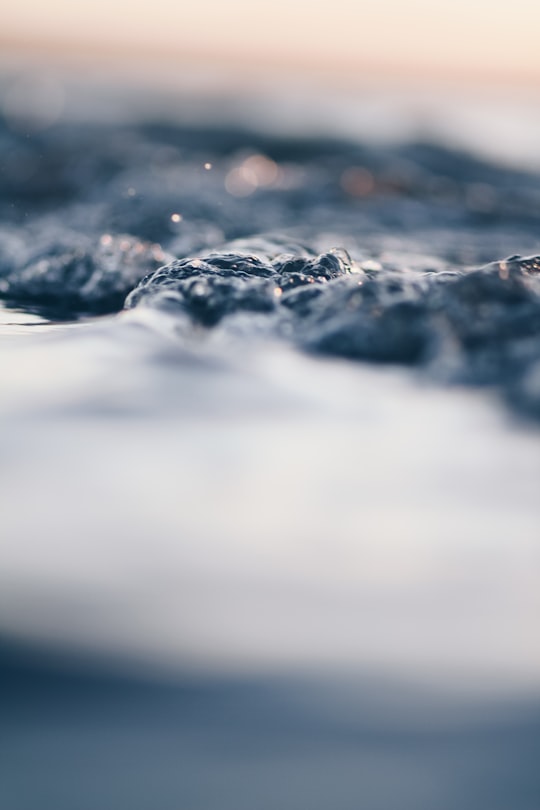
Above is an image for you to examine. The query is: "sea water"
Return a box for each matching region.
[1,72,539,809]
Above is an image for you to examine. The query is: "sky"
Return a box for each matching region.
[1,0,540,85]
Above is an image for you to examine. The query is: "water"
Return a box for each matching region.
[1,76,540,809]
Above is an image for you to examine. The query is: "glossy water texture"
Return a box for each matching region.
[1,105,540,809]
[2,117,540,413]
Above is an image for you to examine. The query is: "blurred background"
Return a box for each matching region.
[2,0,540,85]
[1,0,540,167]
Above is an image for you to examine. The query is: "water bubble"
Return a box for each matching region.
[225,165,259,197]
[340,166,375,197]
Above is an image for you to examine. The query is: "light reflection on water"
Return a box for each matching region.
[1,313,539,809]
[1,63,540,810]
[0,312,539,692]
[0,301,48,327]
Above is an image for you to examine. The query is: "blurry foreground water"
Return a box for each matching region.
[0,69,539,809]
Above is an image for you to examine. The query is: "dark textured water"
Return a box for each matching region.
[1,116,540,416]
[1,96,540,810]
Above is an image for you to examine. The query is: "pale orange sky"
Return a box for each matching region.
[2,0,540,84]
